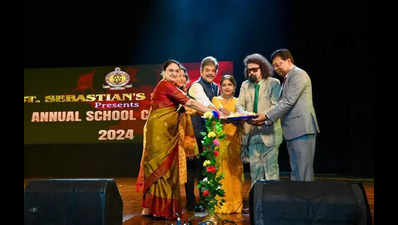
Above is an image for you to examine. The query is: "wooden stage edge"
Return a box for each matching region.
[24,174,374,225]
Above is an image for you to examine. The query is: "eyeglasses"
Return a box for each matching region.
[272,61,284,68]
[247,67,260,73]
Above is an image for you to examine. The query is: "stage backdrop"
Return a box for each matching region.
[24,62,233,145]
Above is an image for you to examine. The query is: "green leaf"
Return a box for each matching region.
[198,115,228,213]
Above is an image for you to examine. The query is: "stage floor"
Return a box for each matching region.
[24,175,374,225]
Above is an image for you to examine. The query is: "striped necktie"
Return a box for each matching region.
[253,83,260,113]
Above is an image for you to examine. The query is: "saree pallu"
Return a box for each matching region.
[215,121,244,214]
[212,97,244,214]
[179,108,199,158]
[136,106,187,219]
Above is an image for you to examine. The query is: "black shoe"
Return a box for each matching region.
[186,203,195,211]
[152,215,167,220]
[194,204,205,212]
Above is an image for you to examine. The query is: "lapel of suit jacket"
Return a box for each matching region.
[279,78,286,100]
[279,66,296,99]
[248,81,255,101]
[258,79,267,100]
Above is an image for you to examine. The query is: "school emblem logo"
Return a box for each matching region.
[103,67,133,90]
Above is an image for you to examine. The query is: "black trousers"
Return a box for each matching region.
[186,115,206,205]
[185,156,205,205]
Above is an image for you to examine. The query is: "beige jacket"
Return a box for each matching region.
[237,77,283,147]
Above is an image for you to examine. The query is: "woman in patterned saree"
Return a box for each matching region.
[175,65,200,160]
[211,75,245,214]
[136,59,211,220]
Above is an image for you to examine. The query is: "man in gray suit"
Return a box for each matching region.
[253,49,320,181]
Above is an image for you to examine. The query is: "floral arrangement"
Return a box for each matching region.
[197,110,226,216]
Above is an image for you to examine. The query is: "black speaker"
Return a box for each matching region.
[24,178,123,225]
[249,180,371,225]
